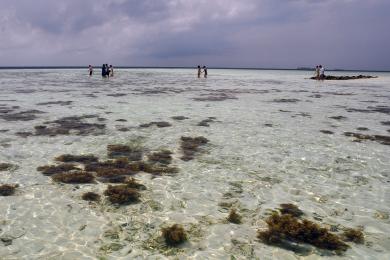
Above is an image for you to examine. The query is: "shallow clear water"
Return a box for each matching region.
[0,69,389,259]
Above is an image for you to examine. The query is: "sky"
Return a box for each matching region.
[0,0,389,70]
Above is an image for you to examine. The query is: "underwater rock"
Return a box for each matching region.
[162,224,187,246]
[320,130,334,135]
[341,228,364,244]
[171,116,189,121]
[52,171,95,184]
[115,119,127,122]
[279,203,304,217]
[0,184,18,196]
[37,163,79,176]
[15,131,34,138]
[124,178,147,190]
[104,184,141,204]
[147,150,173,165]
[356,127,369,131]
[381,121,390,126]
[257,212,349,252]
[139,121,172,128]
[193,93,237,102]
[180,136,209,161]
[227,209,242,224]
[264,123,273,127]
[54,154,99,163]
[82,192,101,202]
[344,132,390,145]
[310,75,377,80]
[0,163,16,171]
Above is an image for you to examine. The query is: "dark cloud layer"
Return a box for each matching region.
[0,0,389,70]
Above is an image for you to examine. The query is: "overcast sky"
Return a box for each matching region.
[0,0,389,70]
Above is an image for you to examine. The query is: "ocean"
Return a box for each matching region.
[0,68,389,259]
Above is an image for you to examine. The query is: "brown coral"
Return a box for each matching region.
[37,163,78,176]
[279,203,304,217]
[82,192,101,201]
[342,228,364,244]
[227,209,242,224]
[0,184,18,196]
[104,185,140,204]
[54,154,98,163]
[52,171,95,184]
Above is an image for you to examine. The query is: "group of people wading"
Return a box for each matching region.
[197,65,208,78]
[87,64,114,78]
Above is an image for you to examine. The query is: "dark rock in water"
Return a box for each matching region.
[0,110,45,121]
[356,127,369,131]
[346,106,390,115]
[341,228,364,244]
[54,154,99,163]
[0,163,16,171]
[257,212,349,252]
[139,121,172,128]
[0,184,18,196]
[116,127,131,132]
[52,171,95,184]
[15,131,34,138]
[36,101,73,106]
[309,94,322,98]
[227,209,242,224]
[37,163,78,176]
[107,93,127,97]
[0,129,9,133]
[264,123,273,127]
[104,184,141,204]
[115,119,127,122]
[381,121,390,126]
[147,150,173,165]
[171,116,189,121]
[310,75,377,80]
[344,132,390,145]
[329,116,347,120]
[162,224,187,246]
[180,136,209,161]
[272,99,300,103]
[320,130,334,135]
[82,192,100,202]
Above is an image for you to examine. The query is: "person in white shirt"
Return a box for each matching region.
[319,65,325,80]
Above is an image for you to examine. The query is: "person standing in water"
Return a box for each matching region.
[315,65,320,80]
[203,66,208,78]
[88,65,93,76]
[102,64,106,77]
[109,65,114,77]
[319,65,325,80]
[197,65,201,78]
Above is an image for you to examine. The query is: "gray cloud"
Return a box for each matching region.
[0,0,389,70]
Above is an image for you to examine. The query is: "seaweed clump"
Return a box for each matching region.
[107,144,143,161]
[52,171,95,184]
[279,203,304,217]
[257,213,349,252]
[341,228,364,244]
[104,184,141,204]
[54,154,98,163]
[0,184,18,196]
[82,192,101,202]
[37,163,78,176]
[162,224,187,246]
[147,150,173,165]
[139,121,172,128]
[344,132,390,145]
[0,163,16,171]
[180,136,209,161]
[227,209,242,224]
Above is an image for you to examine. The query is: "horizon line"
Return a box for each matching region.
[0,66,389,73]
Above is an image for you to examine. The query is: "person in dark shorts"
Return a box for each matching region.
[88,65,93,76]
[203,66,208,78]
[197,65,201,78]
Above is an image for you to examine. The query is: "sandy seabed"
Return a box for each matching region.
[0,69,390,259]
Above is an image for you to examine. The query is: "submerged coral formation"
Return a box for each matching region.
[107,144,143,160]
[257,213,349,252]
[0,184,18,196]
[0,163,16,171]
[139,121,172,128]
[162,224,187,246]
[147,150,173,165]
[344,132,390,145]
